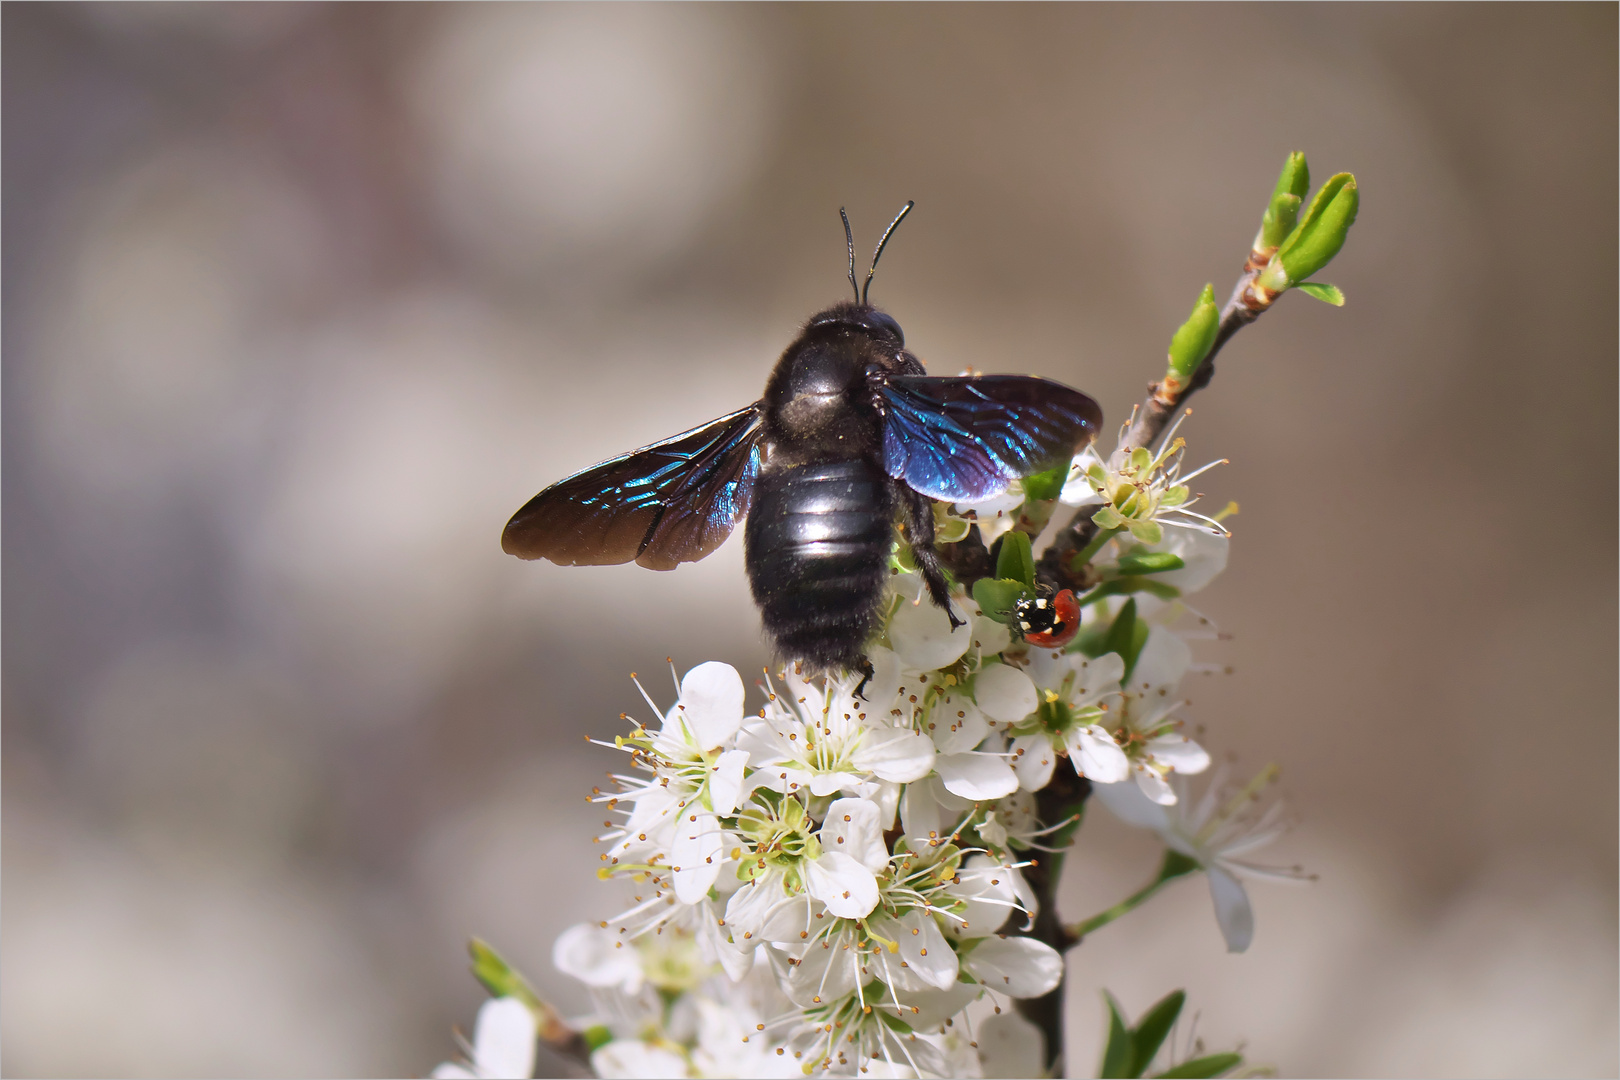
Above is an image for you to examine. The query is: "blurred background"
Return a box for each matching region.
[3,4,1615,1077]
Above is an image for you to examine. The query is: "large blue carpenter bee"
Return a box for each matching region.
[503,204,1102,673]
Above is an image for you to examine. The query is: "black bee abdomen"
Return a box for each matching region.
[745,459,895,671]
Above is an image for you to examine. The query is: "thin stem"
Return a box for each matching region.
[1072,524,1123,567]
[1067,850,1198,942]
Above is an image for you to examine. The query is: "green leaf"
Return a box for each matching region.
[1273,172,1358,285]
[1165,284,1220,386]
[1022,462,1069,503]
[583,1024,614,1052]
[1104,598,1150,681]
[995,530,1037,591]
[1100,991,1135,1079]
[1113,552,1186,575]
[1153,1052,1244,1078]
[1295,280,1345,306]
[1129,990,1187,1077]
[972,577,1029,624]
[469,938,542,1013]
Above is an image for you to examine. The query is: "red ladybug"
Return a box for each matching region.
[1016,589,1080,648]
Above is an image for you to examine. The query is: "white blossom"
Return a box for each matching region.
[433,402,1288,1080]
[433,997,537,1080]
[1092,766,1309,952]
[1110,628,1211,804]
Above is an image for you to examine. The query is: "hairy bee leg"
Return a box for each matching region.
[852,656,875,701]
[900,485,966,630]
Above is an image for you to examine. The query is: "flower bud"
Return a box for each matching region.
[1162,283,1219,396]
[1261,172,1358,291]
[1253,151,1310,257]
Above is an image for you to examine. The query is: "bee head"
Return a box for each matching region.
[806,303,905,347]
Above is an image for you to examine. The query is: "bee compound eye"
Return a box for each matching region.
[866,311,904,346]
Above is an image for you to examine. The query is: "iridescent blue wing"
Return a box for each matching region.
[877,374,1102,502]
[502,405,763,571]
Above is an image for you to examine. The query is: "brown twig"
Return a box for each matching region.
[534,1005,594,1071]
[1012,767,1090,1077]
[1113,260,1278,461]
[936,523,995,590]
[1036,511,1100,595]
[1011,251,1284,1075]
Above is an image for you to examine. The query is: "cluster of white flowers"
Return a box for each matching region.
[437,436,1301,1080]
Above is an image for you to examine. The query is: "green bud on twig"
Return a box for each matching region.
[468,938,580,1050]
[1159,283,1219,399]
[1260,172,1358,292]
[1253,151,1310,261]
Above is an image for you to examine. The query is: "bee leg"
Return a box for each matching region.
[852,656,875,701]
[899,485,966,630]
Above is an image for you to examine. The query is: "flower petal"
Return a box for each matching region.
[1070,725,1128,783]
[1208,865,1254,953]
[591,1041,688,1080]
[961,935,1064,998]
[1005,864,1039,929]
[1132,763,1178,805]
[860,646,905,712]
[771,936,860,1008]
[1128,628,1191,693]
[808,771,862,797]
[869,909,958,991]
[670,810,723,904]
[900,780,946,848]
[976,1011,1046,1080]
[804,851,879,919]
[673,661,745,750]
[974,664,1038,724]
[935,751,1019,801]
[1058,447,1105,507]
[931,691,989,754]
[1022,646,1076,691]
[1089,776,1171,832]
[708,748,750,815]
[948,854,1021,938]
[903,983,984,1028]
[1149,527,1229,595]
[888,593,971,670]
[695,901,757,981]
[1010,733,1056,793]
[756,891,818,946]
[552,923,644,993]
[852,726,935,783]
[1147,733,1210,775]
[1069,652,1125,707]
[971,612,1013,661]
[471,996,538,1080]
[821,797,888,874]
[725,870,789,940]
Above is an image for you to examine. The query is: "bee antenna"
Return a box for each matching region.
[840,207,859,304]
[862,200,914,305]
